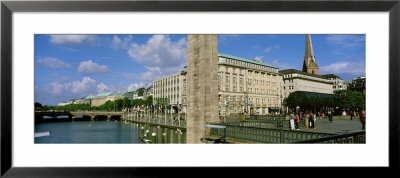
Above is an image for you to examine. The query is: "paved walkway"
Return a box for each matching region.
[297,117,364,134]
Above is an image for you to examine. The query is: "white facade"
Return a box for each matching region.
[153,71,185,107]
[217,54,281,115]
[280,70,334,98]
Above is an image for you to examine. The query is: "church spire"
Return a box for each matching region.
[302,34,319,75]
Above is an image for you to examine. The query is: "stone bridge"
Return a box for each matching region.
[35,111,124,123]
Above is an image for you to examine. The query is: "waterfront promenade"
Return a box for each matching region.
[296,117,364,134]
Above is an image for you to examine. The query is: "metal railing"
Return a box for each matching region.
[295,131,366,144]
[123,112,186,129]
[225,119,305,129]
[210,125,335,143]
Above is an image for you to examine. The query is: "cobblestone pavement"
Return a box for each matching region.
[298,117,365,134]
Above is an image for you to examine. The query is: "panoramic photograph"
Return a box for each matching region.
[34,34,366,144]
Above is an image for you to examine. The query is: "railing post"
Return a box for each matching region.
[280,128,284,143]
[235,126,237,139]
[224,128,227,144]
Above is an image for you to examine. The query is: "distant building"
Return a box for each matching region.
[91,92,124,107]
[280,69,334,97]
[348,76,366,92]
[124,88,138,100]
[143,85,153,100]
[58,102,69,106]
[320,74,348,91]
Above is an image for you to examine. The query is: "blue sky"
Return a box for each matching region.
[35,34,365,105]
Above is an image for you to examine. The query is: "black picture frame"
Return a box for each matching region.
[1,0,399,177]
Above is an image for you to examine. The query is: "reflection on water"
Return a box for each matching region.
[35,120,186,144]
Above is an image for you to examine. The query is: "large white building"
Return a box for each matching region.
[153,70,186,113]
[217,53,280,116]
[152,53,281,116]
[280,34,334,98]
[280,69,334,98]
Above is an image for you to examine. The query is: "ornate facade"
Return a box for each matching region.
[217,53,280,116]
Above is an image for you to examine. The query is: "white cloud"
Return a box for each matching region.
[64,47,79,52]
[37,56,71,69]
[263,45,280,53]
[127,82,149,90]
[46,77,97,97]
[70,77,97,94]
[320,61,365,76]
[97,83,109,94]
[218,35,241,44]
[264,58,294,70]
[123,66,163,83]
[49,35,97,45]
[254,56,264,63]
[78,60,111,75]
[126,35,187,83]
[325,35,365,48]
[112,35,132,49]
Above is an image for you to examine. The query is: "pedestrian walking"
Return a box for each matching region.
[289,112,296,131]
[359,110,366,130]
[328,109,333,124]
[349,111,353,120]
[295,113,300,130]
[313,112,317,129]
[308,112,315,129]
[299,111,303,121]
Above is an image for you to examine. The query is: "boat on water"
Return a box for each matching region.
[34,131,51,138]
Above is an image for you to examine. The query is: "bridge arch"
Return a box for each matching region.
[73,115,92,121]
[94,115,108,121]
[109,115,121,121]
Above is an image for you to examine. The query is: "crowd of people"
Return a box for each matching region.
[287,109,365,131]
[288,111,319,131]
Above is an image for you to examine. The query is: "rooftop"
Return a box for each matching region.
[95,92,113,98]
[279,69,330,80]
[126,88,138,93]
[320,74,342,80]
[85,95,95,99]
[218,53,277,69]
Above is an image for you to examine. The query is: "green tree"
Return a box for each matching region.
[334,89,365,112]
[35,102,43,111]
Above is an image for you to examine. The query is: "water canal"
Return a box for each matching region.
[35,120,186,144]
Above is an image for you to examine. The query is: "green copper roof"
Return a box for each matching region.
[85,95,95,99]
[126,88,138,93]
[95,92,112,98]
[111,92,123,96]
[218,53,277,69]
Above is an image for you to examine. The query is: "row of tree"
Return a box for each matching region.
[35,96,155,112]
[284,89,365,114]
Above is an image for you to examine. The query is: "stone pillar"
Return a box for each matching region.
[186,35,219,144]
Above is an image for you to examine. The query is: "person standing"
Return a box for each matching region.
[313,112,317,129]
[359,110,366,130]
[328,109,333,124]
[295,113,300,130]
[349,111,353,120]
[289,112,295,131]
[308,112,315,129]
